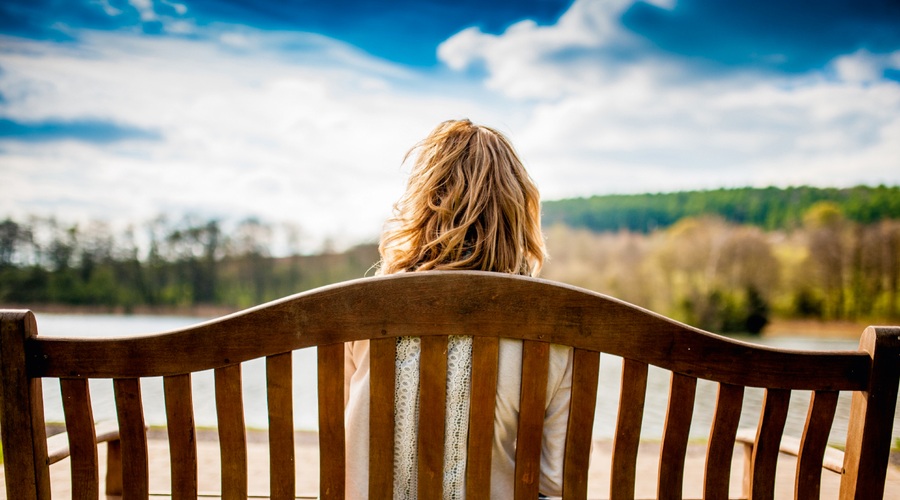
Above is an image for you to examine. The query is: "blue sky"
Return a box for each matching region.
[2,0,899,250]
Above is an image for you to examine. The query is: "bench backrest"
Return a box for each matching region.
[1,271,898,499]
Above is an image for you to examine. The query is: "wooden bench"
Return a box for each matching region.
[1,271,898,499]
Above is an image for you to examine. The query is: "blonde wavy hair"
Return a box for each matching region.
[378,119,545,276]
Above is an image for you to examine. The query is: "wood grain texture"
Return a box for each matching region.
[795,390,839,500]
[657,372,698,500]
[164,373,198,500]
[215,364,248,499]
[840,326,900,500]
[514,340,550,500]
[368,337,396,499]
[704,383,744,499]
[113,377,149,498]
[105,439,123,497]
[610,358,648,500]
[60,378,99,500]
[466,336,500,499]
[26,272,869,392]
[268,352,296,500]
[316,345,343,500]
[749,388,791,500]
[0,310,50,499]
[563,348,600,500]
[418,336,449,499]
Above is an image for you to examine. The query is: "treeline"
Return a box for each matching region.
[1,194,899,333]
[541,202,900,333]
[0,216,378,312]
[543,185,900,233]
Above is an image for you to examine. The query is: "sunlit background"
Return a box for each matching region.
[2,0,899,251]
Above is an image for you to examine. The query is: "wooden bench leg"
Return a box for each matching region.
[106,438,123,497]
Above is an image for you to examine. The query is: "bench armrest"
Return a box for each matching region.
[735,428,845,474]
[46,420,122,465]
[45,420,124,496]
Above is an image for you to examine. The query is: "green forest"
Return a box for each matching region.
[2,185,899,334]
[543,185,900,232]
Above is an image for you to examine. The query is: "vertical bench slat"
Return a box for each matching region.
[514,340,551,500]
[795,390,839,500]
[466,336,500,497]
[60,378,99,500]
[369,337,396,499]
[562,348,600,500]
[841,326,900,500]
[164,373,198,500]
[34,376,52,500]
[750,388,791,499]
[657,372,698,500]
[418,335,449,498]
[316,345,344,500]
[610,358,648,500]
[268,352,296,500]
[215,364,248,499]
[113,377,149,498]
[0,310,51,500]
[703,383,744,499]
[703,384,744,498]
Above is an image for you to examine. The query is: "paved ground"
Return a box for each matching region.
[1,431,898,499]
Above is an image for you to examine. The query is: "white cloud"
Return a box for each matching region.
[641,0,675,9]
[162,0,188,16]
[129,0,157,22]
[831,49,900,84]
[438,0,641,100]
[438,0,900,199]
[0,29,510,251]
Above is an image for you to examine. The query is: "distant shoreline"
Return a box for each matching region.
[764,319,873,339]
[1,303,238,318]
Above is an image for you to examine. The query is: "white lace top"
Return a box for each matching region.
[392,336,473,499]
[343,337,574,499]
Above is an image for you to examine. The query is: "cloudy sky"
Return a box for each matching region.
[2,0,899,250]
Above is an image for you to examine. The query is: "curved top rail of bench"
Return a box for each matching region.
[22,271,869,390]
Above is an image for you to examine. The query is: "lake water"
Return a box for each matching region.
[32,313,900,445]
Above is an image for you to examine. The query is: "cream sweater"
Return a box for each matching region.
[343,338,574,499]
